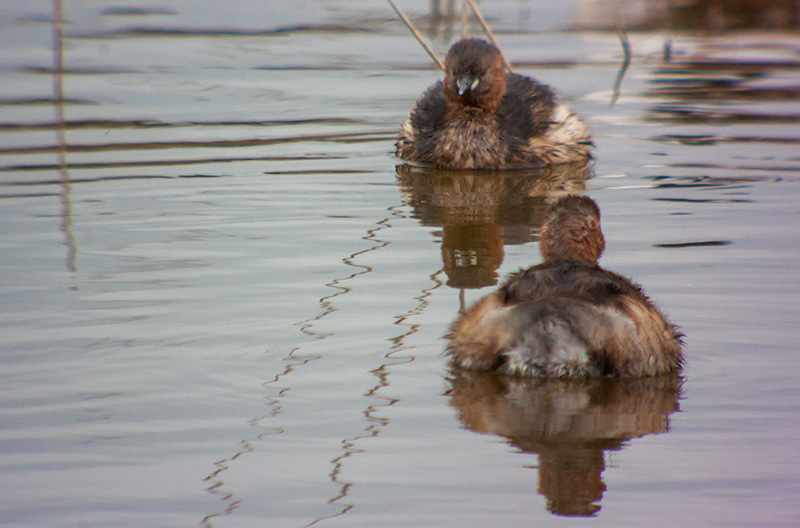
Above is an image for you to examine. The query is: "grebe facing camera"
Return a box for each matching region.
[447,195,684,378]
[396,39,592,169]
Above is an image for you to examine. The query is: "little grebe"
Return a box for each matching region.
[396,39,592,169]
[447,195,684,378]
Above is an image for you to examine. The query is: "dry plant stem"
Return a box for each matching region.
[461,0,468,39]
[465,0,514,73]
[386,0,445,71]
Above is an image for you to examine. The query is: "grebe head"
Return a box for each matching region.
[539,195,605,265]
[443,39,507,112]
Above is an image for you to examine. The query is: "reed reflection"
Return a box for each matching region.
[52,0,77,273]
[646,57,800,126]
[447,369,683,516]
[396,162,591,292]
[644,36,800,128]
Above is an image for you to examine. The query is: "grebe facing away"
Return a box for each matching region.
[396,39,592,169]
[447,195,684,378]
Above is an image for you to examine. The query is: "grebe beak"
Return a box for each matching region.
[456,77,479,96]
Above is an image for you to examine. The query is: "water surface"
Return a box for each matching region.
[1,1,799,527]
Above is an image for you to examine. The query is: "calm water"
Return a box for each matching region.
[2,1,800,527]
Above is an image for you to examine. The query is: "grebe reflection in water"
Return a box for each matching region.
[447,370,683,516]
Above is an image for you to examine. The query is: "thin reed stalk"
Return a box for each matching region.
[464,0,514,72]
[386,0,445,71]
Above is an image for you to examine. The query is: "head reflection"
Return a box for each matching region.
[395,162,591,289]
[446,370,682,516]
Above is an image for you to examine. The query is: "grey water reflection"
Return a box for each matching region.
[448,370,683,516]
[396,161,591,290]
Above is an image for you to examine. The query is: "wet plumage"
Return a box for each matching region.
[447,195,684,378]
[396,39,592,169]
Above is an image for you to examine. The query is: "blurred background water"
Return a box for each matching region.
[1,1,799,526]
